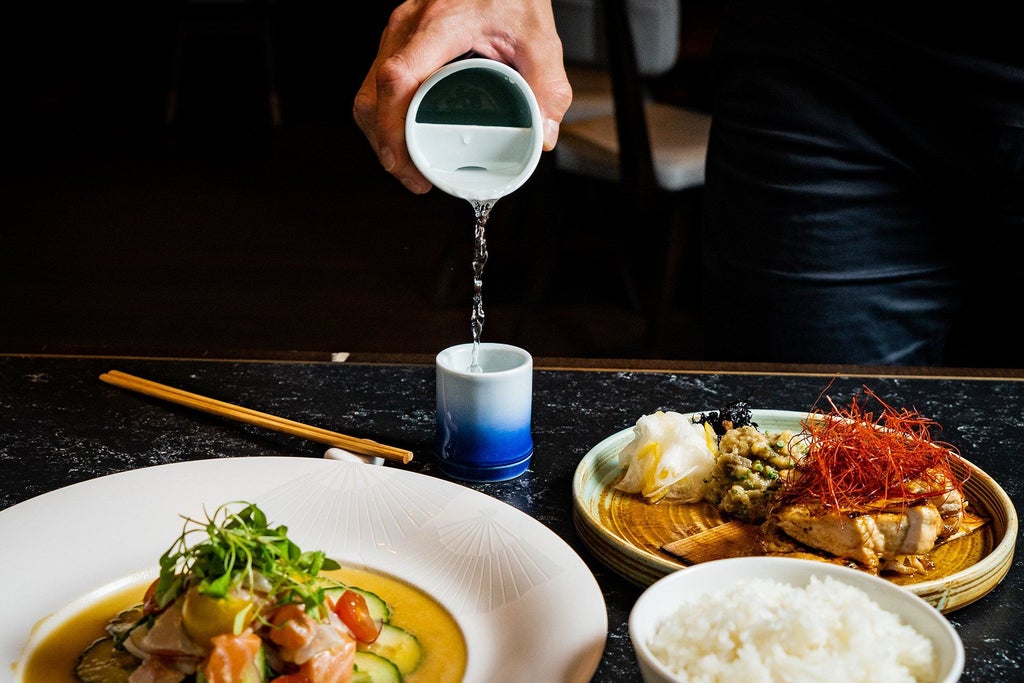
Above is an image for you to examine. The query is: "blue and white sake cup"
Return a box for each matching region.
[435,343,534,482]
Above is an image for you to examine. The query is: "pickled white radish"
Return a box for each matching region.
[616,412,715,503]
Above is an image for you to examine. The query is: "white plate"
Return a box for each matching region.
[1,457,607,682]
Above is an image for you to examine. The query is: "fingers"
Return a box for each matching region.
[360,53,435,195]
[354,8,457,194]
[512,41,572,152]
[354,3,479,194]
[507,2,573,151]
[353,0,573,192]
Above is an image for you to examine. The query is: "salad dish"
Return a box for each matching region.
[5,457,607,682]
[573,401,1016,613]
[32,500,451,682]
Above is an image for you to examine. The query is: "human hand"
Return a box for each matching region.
[353,0,572,194]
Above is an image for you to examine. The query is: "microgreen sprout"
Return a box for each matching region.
[154,501,341,616]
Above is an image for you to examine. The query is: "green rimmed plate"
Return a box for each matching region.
[572,409,1017,613]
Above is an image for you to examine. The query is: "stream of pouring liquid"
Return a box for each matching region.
[468,199,493,373]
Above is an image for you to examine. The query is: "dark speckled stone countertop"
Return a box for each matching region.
[1,354,1021,681]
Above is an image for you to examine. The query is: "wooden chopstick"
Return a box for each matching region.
[99,370,413,464]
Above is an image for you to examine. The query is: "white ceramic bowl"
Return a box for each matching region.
[629,556,964,683]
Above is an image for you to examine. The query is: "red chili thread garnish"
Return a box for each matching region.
[777,387,968,514]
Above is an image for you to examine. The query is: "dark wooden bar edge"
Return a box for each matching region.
[4,350,1023,381]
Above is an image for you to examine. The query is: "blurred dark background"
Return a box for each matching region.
[4,3,1002,369]
[1,2,701,360]
[0,2,722,360]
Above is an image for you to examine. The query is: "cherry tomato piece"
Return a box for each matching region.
[332,589,382,643]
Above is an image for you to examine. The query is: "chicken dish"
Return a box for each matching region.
[618,390,984,576]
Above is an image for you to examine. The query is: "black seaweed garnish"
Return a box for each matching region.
[696,400,757,435]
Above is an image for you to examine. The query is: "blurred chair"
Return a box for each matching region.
[548,0,712,354]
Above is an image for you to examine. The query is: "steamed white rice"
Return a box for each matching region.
[648,575,937,683]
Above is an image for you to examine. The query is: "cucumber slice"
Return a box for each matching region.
[325,586,392,624]
[352,651,402,683]
[358,623,422,676]
[106,606,144,647]
[349,587,391,624]
[75,637,139,683]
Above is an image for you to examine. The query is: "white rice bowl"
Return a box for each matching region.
[629,557,964,683]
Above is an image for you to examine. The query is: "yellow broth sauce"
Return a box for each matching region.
[329,567,467,682]
[20,568,466,682]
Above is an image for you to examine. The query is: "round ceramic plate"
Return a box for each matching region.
[3,457,607,682]
[573,409,1017,613]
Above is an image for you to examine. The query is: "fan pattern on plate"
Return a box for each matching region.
[401,508,565,614]
[253,463,441,554]
[252,462,564,613]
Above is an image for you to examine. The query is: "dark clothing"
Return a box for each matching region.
[701,2,1024,366]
